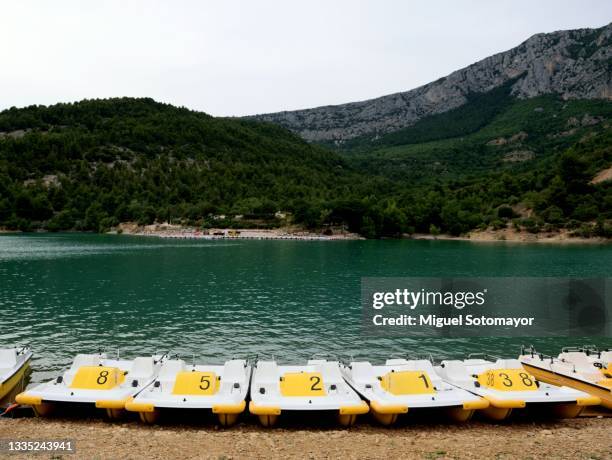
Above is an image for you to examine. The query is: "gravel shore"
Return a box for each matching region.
[1,415,610,459]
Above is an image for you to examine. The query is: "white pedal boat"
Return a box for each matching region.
[16,352,165,419]
[435,355,600,420]
[249,359,369,426]
[125,358,251,426]
[569,346,612,369]
[0,346,32,400]
[340,358,489,425]
[519,346,611,410]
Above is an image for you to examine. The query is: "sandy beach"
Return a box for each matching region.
[110,221,610,243]
[115,223,364,241]
[1,224,608,244]
[1,415,610,459]
[411,228,610,244]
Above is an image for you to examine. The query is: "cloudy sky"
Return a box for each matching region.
[1,1,610,116]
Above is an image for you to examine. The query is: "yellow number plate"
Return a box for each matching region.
[380,371,435,395]
[70,366,125,390]
[477,369,537,391]
[172,371,219,395]
[280,372,326,397]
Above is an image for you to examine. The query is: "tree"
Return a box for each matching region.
[84,202,107,231]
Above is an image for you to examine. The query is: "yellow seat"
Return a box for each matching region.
[380,371,435,395]
[280,372,326,397]
[70,366,125,390]
[172,372,220,395]
[477,369,537,391]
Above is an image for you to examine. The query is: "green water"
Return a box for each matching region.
[0,234,610,383]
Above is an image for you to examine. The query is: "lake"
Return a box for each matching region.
[0,234,610,383]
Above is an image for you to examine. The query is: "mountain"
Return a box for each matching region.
[345,88,612,183]
[251,23,612,144]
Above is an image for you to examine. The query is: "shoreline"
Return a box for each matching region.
[1,225,610,244]
[114,223,364,241]
[1,416,610,459]
[410,228,611,244]
[122,225,609,244]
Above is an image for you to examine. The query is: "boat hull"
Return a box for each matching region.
[521,363,612,410]
[0,358,31,400]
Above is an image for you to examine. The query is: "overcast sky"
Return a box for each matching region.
[1,1,610,116]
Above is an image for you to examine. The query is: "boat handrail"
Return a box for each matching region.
[338,355,354,366]
[310,353,340,362]
[387,352,437,363]
[521,344,545,358]
[153,351,171,365]
[162,353,255,366]
[521,345,557,364]
[252,354,276,365]
[561,346,580,353]
[467,352,500,361]
[240,354,258,366]
[94,347,120,359]
[581,345,601,357]
[15,344,31,355]
[561,345,599,355]
[522,347,558,365]
[519,345,546,360]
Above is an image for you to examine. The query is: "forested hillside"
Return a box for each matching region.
[0,97,610,238]
[338,90,612,237]
[0,98,379,232]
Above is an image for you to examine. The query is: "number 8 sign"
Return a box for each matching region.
[478,369,537,391]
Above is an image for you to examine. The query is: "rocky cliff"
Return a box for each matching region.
[251,23,612,143]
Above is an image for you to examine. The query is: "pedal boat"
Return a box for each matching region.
[125,358,251,426]
[435,356,599,420]
[0,346,32,400]
[571,346,612,369]
[567,347,612,377]
[249,359,369,427]
[16,352,165,419]
[340,358,489,425]
[519,347,611,410]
